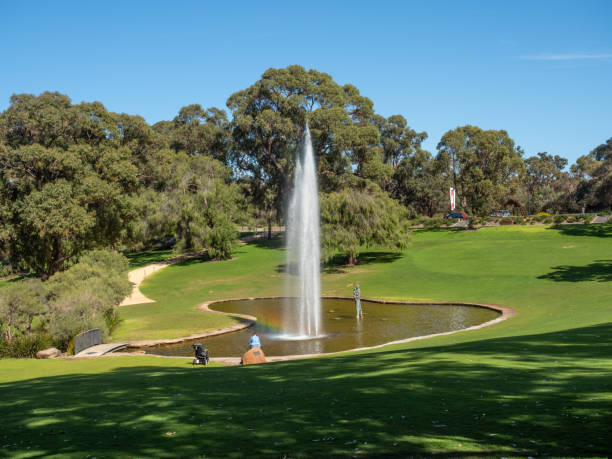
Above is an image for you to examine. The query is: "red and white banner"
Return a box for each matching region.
[450,187,456,211]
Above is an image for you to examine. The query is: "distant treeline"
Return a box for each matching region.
[1,65,610,278]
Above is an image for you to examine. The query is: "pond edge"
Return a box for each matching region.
[121,296,515,360]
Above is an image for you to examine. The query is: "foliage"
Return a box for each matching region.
[523,152,569,214]
[104,308,124,335]
[129,153,239,259]
[154,104,230,162]
[573,137,612,211]
[0,96,139,278]
[0,333,51,358]
[320,184,408,264]
[0,249,130,353]
[437,125,524,214]
[0,73,610,280]
[0,279,46,340]
[392,149,450,216]
[226,65,390,233]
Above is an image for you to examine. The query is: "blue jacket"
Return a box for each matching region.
[249,335,261,349]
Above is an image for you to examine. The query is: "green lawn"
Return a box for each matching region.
[1,225,611,457]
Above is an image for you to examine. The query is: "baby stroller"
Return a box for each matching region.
[192,342,209,365]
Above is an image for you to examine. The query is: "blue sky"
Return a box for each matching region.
[1,0,611,164]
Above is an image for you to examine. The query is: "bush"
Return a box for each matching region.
[104,308,124,335]
[423,217,445,228]
[566,215,579,223]
[0,333,51,358]
[514,216,526,225]
[207,217,237,260]
[45,289,108,351]
[544,217,553,224]
[554,215,565,224]
[500,217,513,225]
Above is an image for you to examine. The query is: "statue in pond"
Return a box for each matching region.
[354,284,363,318]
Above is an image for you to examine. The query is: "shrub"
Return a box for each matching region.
[566,215,580,223]
[207,217,237,260]
[0,249,131,357]
[0,333,51,358]
[0,279,46,340]
[104,308,124,335]
[500,217,513,225]
[514,216,526,225]
[45,289,108,351]
[544,217,553,224]
[423,217,445,228]
[554,215,565,224]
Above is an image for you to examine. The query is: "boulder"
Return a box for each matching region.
[36,347,61,359]
[241,347,267,365]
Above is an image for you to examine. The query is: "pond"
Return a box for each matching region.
[132,298,500,358]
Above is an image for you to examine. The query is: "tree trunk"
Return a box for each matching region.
[267,215,272,240]
[347,254,357,266]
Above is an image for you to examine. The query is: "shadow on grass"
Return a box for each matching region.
[243,233,285,250]
[125,250,174,268]
[549,223,612,238]
[411,227,462,234]
[321,251,404,274]
[272,251,405,274]
[2,324,610,457]
[174,252,215,267]
[538,260,612,282]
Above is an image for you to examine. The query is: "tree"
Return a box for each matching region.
[227,66,380,234]
[572,137,612,210]
[153,104,230,162]
[376,114,428,170]
[129,152,239,259]
[320,184,408,265]
[437,125,524,214]
[393,150,450,217]
[0,93,151,277]
[523,152,568,214]
[0,143,138,278]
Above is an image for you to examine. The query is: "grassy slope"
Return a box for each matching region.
[0,225,610,457]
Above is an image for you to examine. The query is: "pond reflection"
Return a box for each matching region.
[134,298,499,358]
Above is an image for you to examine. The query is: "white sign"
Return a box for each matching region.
[450,187,456,211]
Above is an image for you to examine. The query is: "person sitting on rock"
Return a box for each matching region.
[248,332,261,349]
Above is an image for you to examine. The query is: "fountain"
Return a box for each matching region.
[284,125,322,337]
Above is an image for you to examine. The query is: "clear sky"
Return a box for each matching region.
[1,0,611,164]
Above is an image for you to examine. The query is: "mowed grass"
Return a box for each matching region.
[0,225,611,457]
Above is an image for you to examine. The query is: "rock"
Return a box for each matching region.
[36,347,61,359]
[241,347,267,365]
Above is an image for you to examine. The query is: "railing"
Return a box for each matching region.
[74,328,102,355]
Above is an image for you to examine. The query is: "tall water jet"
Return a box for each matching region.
[285,125,322,337]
